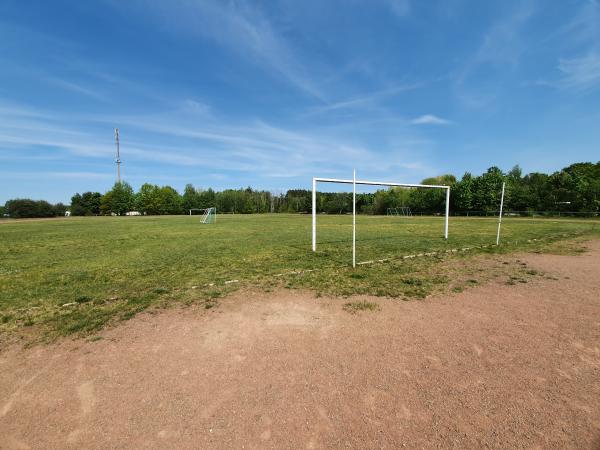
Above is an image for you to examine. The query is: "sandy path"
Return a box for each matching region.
[1,242,599,449]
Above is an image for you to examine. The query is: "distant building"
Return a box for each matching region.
[125,211,142,216]
[65,211,71,217]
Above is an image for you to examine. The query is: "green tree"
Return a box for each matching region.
[71,192,101,216]
[199,188,216,209]
[101,182,135,215]
[53,203,68,216]
[472,167,504,212]
[158,186,183,214]
[453,172,474,211]
[409,174,456,213]
[182,184,201,211]
[505,165,528,211]
[4,199,56,218]
[136,183,162,215]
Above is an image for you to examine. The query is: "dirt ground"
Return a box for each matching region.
[1,242,600,449]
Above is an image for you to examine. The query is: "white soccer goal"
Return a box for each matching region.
[190,207,216,224]
[312,171,450,267]
[387,206,413,217]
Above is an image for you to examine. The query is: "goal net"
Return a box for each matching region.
[190,207,216,224]
[386,206,413,217]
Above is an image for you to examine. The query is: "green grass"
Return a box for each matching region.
[343,300,380,313]
[0,214,598,339]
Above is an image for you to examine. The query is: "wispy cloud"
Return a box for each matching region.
[385,0,411,17]
[553,0,600,47]
[305,84,421,116]
[46,78,107,101]
[557,52,600,91]
[454,2,537,108]
[0,171,112,180]
[411,114,452,125]
[0,100,435,184]
[470,2,536,70]
[548,1,600,91]
[114,0,325,100]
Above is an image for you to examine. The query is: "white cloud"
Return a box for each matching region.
[0,101,436,184]
[519,1,600,93]
[454,2,536,108]
[557,52,600,91]
[386,0,411,17]
[46,78,107,101]
[306,83,421,116]
[114,0,325,100]
[411,114,452,125]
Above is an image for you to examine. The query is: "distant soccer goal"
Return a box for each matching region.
[190,207,216,224]
[312,171,450,267]
[386,206,413,217]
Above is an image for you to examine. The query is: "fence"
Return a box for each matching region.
[451,210,599,218]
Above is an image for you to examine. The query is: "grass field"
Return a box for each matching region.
[1,214,598,339]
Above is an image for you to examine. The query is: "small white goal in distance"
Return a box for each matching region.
[312,171,450,267]
[190,207,216,224]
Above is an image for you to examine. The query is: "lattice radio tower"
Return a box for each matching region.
[114,128,121,183]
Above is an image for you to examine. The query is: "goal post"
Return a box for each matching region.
[496,182,506,245]
[312,172,451,267]
[190,207,216,224]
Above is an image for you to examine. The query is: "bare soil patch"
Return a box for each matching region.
[1,241,599,449]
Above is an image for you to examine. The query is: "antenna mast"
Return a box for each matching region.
[114,128,121,183]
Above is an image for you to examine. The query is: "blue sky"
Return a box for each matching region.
[1,0,599,203]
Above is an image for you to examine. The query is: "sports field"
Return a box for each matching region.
[0,214,598,338]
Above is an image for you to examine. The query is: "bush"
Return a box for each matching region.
[4,199,60,218]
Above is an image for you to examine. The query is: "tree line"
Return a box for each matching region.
[1,199,68,219]
[3,161,599,218]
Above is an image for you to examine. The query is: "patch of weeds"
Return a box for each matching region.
[51,308,116,336]
[207,289,223,299]
[23,317,35,327]
[525,269,539,276]
[204,299,218,309]
[75,295,93,304]
[343,300,380,314]
[452,286,464,293]
[541,239,589,256]
[203,289,226,309]
[430,275,450,284]
[120,310,137,321]
[87,336,102,342]
[153,287,169,295]
[401,277,423,286]
[466,279,479,285]
[0,313,13,324]
[348,272,366,279]
[410,289,428,299]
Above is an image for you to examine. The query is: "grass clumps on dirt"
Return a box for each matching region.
[343,300,380,314]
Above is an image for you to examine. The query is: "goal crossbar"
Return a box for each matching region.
[312,174,451,267]
[313,177,449,190]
